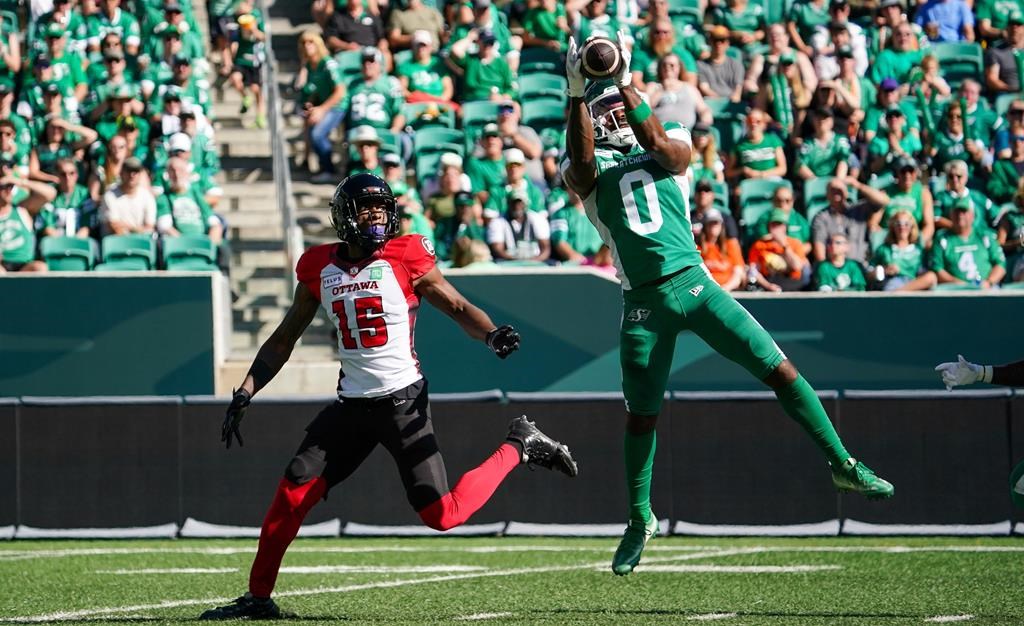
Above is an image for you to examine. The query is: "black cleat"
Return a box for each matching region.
[199,593,284,620]
[506,415,578,477]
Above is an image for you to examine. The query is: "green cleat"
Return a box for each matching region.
[611,513,658,576]
[831,458,894,499]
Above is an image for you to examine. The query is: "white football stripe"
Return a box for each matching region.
[280,565,487,574]
[95,568,238,575]
[688,613,738,621]
[455,612,513,621]
[925,615,974,623]
[638,565,841,573]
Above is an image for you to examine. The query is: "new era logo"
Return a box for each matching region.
[625,308,650,322]
[689,285,704,297]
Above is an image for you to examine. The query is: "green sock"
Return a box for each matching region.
[623,430,656,523]
[775,375,850,468]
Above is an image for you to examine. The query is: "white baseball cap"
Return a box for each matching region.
[351,125,381,145]
[412,30,432,46]
[504,148,526,165]
[168,132,192,153]
[440,152,463,169]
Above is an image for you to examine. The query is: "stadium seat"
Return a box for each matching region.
[413,127,465,156]
[518,74,568,101]
[461,101,500,149]
[393,49,413,68]
[522,98,566,133]
[518,48,563,74]
[931,42,984,90]
[163,235,219,271]
[40,236,99,272]
[403,102,456,130]
[739,179,792,236]
[95,234,157,271]
[333,51,364,86]
[995,93,1020,118]
[667,1,703,28]
[801,178,857,221]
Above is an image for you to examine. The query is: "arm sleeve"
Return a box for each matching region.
[401,234,437,280]
[993,360,1024,386]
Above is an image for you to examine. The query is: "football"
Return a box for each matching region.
[580,37,622,81]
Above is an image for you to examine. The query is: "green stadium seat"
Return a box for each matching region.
[413,126,465,157]
[519,48,563,74]
[40,236,99,271]
[403,102,457,130]
[393,49,413,68]
[415,152,448,179]
[95,234,157,271]
[801,178,857,221]
[522,98,565,133]
[518,74,568,101]
[333,51,364,86]
[930,42,984,90]
[869,229,888,252]
[669,8,703,28]
[461,101,500,132]
[933,282,982,291]
[995,93,1020,118]
[163,235,219,271]
[1000,281,1024,290]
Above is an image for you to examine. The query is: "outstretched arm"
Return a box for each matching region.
[416,267,521,357]
[936,355,1024,389]
[613,32,690,174]
[564,36,597,196]
[237,282,320,396]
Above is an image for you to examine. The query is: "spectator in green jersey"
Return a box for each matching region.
[521,0,570,52]
[871,209,937,290]
[30,116,98,184]
[87,0,142,56]
[871,22,924,86]
[550,187,604,264]
[711,0,768,53]
[814,233,867,291]
[296,30,346,182]
[753,184,812,254]
[860,155,935,247]
[934,160,997,234]
[727,109,787,183]
[987,131,1024,204]
[863,78,919,142]
[345,125,384,177]
[449,28,517,102]
[466,123,507,204]
[929,101,989,177]
[796,107,850,180]
[485,148,544,216]
[397,30,455,106]
[156,156,223,244]
[867,108,923,174]
[955,79,1001,145]
[434,190,487,262]
[929,199,1007,288]
[787,0,831,58]
[688,123,726,183]
[576,0,626,42]
[226,13,267,129]
[975,0,1024,41]
[996,183,1024,280]
[630,18,698,90]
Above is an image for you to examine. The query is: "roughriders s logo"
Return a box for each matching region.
[421,236,436,257]
[625,308,650,322]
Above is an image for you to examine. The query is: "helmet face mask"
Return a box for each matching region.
[329,173,399,253]
[586,81,637,149]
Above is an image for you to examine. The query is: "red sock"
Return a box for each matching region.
[418,443,520,531]
[248,477,326,597]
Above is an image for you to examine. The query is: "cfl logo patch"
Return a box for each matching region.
[625,308,651,322]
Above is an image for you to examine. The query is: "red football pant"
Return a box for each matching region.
[418,443,520,531]
[248,477,326,598]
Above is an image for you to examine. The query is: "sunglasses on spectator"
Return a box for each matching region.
[829,188,846,195]
[1015,135,1024,142]
[59,169,77,177]
[895,220,912,227]
[950,172,966,178]
[776,196,794,203]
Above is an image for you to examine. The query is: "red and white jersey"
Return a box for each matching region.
[296,235,437,398]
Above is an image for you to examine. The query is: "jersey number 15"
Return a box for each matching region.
[332,296,388,349]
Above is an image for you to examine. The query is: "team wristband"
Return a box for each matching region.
[983,365,994,384]
[626,101,651,125]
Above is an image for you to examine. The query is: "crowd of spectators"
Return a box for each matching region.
[0,0,264,273]
[295,0,1024,292]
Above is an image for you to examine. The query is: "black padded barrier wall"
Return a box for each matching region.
[0,399,17,526]
[1010,391,1024,525]
[668,392,840,525]
[181,392,507,527]
[17,397,182,528]
[501,393,669,523]
[839,390,1012,525]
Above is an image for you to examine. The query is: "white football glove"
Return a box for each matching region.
[934,354,990,390]
[566,36,585,98]
[613,30,633,89]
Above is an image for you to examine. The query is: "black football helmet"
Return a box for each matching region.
[329,173,399,252]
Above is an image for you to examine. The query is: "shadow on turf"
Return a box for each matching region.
[24,617,346,623]
[544,608,1005,621]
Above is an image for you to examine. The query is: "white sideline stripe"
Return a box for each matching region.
[180,518,340,539]
[639,565,841,573]
[455,612,513,621]
[505,519,669,537]
[688,613,738,621]
[842,520,1011,536]
[14,524,179,540]
[280,565,488,574]
[1,549,747,624]
[673,520,840,537]
[96,568,238,575]
[0,526,13,540]
[925,615,974,623]
[343,522,506,537]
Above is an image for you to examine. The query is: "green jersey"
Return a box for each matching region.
[864,100,921,135]
[630,43,697,83]
[882,181,925,227]
[711,3,767,38]
[450,15,514,56]
[868,133,923,167]
[0,207,36,264]
[156,187,216,236]
[522,5,568,51]
[396,58,448,98]
[814,259,866,291]
[579,14,624,41]
[86,8,141,48]
[975,0,1024,30]
[871,49,924,85]
[460,55,517,101]
[788,0,831,45]
[35,142,76,177]
[343,76,404,130]
[562,122,701,289]
[233,30,266,69]
[930,229,1006,281]
[871,242,923,280]
[39,185,91,236]
[466,157,506,197]
[434,218,485,261]
[754,207,811,242]
[487,180,546,214]
[796,133,850,177]
[302,57,345,109]
[931,132,981,175]
[550,206,604,257]
[733,132,784,172]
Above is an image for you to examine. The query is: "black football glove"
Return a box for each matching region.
[222,388,252,449]
[486,325,521,359]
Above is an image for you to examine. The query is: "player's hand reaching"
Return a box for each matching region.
[566,36,585,98]
[613,30,633,89]
[934,355,984,390]
[486,325,521,359]
[222,388,252,448]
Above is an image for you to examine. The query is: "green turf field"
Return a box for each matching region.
[0,536,1021,625]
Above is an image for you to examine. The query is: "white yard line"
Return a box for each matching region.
[640,565,841,573]
[95,568,238,575]
[688,613,738,621]
[925,615,974,623]
[1,549,741,624]
[280,565,488,574]
[455,612,514,621]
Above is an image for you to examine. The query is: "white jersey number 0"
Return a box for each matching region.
[619,169,663,236]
